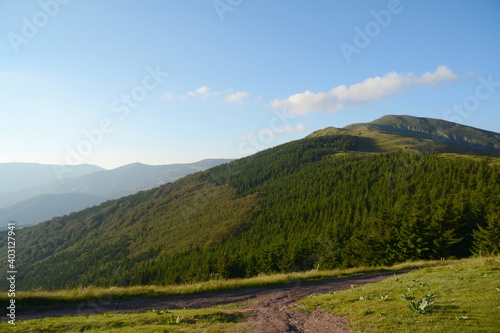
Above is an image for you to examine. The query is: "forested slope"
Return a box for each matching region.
[1,129,499,290]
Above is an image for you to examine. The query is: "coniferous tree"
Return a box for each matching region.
[428,201,462,259]
[472,204,500,255]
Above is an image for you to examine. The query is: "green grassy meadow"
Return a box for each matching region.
[300,256,500,332]
[2,307,250,333]
[1,257,498,332]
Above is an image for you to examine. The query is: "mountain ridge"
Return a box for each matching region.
[2,115,498,290]
[344,115,500,153]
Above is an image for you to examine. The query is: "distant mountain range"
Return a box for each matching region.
[4,115,498,290]
[0,159,232,228]
[0,163,103,193]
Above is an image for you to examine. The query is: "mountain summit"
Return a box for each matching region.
[344,115,500,153]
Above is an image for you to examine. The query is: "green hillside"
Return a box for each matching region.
[1,117,499,291]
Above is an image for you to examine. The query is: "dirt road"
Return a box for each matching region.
[19,270,410,332]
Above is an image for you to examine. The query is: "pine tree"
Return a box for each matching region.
[397,200,432,260]
[429,201,462,259]
[472,204,500,255]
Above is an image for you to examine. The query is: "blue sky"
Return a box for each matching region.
[1,0,499,169]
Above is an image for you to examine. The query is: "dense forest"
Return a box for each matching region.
[1,133,499,290]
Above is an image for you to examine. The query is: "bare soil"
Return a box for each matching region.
[19,270,410,332]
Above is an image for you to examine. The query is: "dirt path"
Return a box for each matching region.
[19,270,410,332]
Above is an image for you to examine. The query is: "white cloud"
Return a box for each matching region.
[418,65,457,85]
[186,85,213,99]
[226,91,250,104]
[163,86,232,101]
[270,65,458,115]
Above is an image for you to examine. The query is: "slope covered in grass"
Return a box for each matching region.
[300,256,500,332]
[345,115,500,153]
